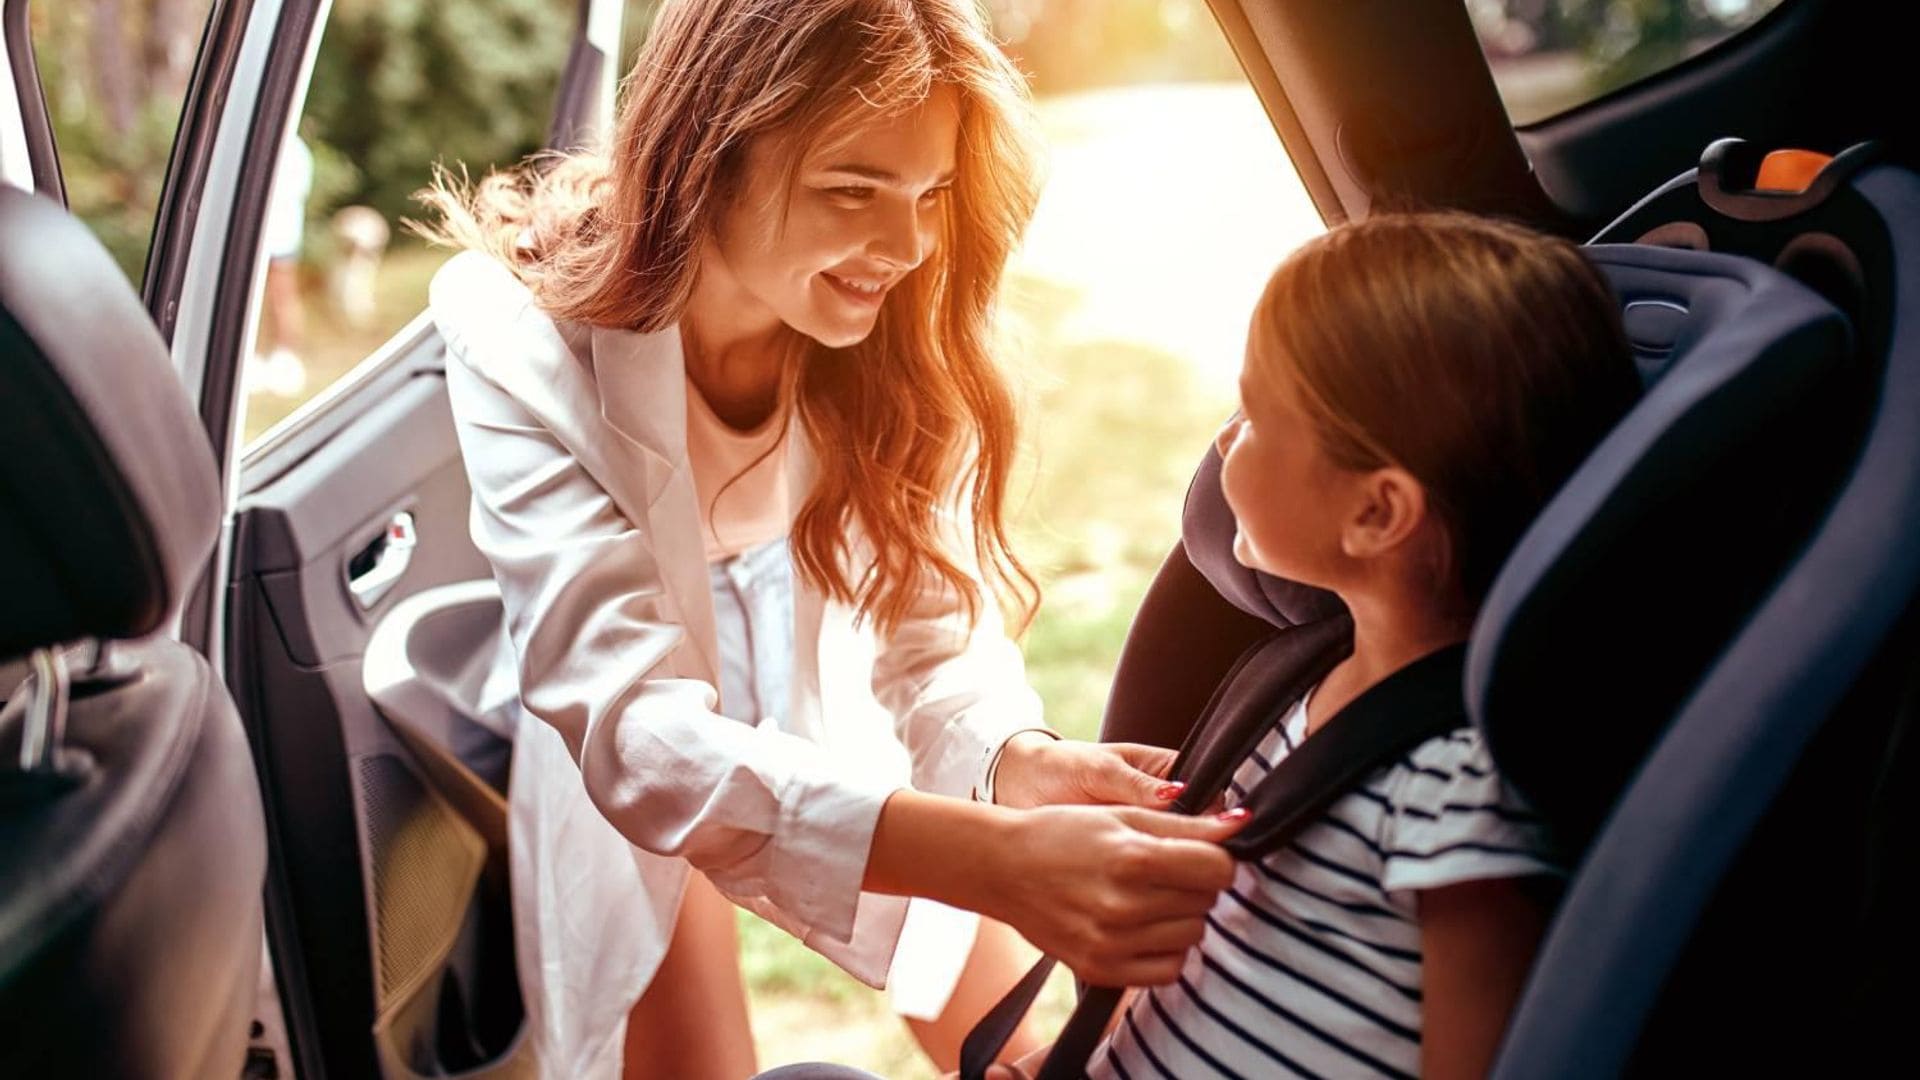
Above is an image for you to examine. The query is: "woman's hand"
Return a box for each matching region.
[866,791,1243,988]
[985,803,1241,986]
[990,733,1184,810]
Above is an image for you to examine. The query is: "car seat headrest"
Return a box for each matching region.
[1596,138,1890,341]
[1468,243,1857,851]
[0,187,221,659]
[1181,444,1345,631]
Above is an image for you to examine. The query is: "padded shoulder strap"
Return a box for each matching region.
[962,635,1469,1080]
[1162,615,1353,814]
[1223,641,1468,858]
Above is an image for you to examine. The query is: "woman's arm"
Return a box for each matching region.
[1417,875,1557,1080]
[865,789,1245,988]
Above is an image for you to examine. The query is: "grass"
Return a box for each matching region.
[257,81,1321,1076]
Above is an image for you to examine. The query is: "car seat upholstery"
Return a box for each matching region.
[1096,450,1342,752]
[1491,145,1920,1077]
[1469,243,1856,852]
[0,186,267,1078]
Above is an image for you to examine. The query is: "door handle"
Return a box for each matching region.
[348,511,417,609]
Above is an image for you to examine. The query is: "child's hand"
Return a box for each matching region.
[990,735,1183,810]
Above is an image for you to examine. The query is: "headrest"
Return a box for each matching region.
[1468,244,1856,851]
[1594,139,1893,344]
[0,187,221,658]
[1181,443,1345,631]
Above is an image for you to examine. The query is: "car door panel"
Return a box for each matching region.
[229,332,523,1078]
[206,1,624,1072]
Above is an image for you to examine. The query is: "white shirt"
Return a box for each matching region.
[1090,691,1558,1079]
[429,252,1044,1076]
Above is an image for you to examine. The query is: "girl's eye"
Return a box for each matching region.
[920,186,951,205]
[828,186,873,202]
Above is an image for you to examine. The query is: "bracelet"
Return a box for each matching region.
[973,727,1061,805]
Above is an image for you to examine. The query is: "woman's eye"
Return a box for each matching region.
[828,186,873,202]
[920,186,950,205]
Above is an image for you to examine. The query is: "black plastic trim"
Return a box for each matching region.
[142,0,250,341]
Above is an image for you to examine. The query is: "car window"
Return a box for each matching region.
[240,0,575,443]
[1468,0,1790,126]
[28,0,218,285]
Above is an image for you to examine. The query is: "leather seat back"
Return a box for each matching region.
[0,186,267,1079]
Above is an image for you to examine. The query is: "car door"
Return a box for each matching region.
[125,1,626,1076]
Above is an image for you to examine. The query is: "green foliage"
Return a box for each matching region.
[41,91,183,287]
[1472,0,1783,115]
[30,0,200,286]
[1003,274,1236,738]
[303,0,573,226]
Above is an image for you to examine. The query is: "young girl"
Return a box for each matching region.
[980,212,1642,1080]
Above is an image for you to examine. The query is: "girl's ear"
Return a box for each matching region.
[1340,466,1429,560]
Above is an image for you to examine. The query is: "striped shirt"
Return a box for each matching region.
[1088,689,1559,1079]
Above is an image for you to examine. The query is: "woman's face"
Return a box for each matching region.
[706,85,960,349]
[1216,358,1358,587]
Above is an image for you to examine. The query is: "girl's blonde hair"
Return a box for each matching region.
[417,0,1041,634]
[1248,212,1639,603]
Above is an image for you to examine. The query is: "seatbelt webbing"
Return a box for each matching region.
[962,631,1468,1080]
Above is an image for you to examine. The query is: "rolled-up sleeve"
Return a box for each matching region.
[431,258,900,948]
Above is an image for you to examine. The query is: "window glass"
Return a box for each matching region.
[30,0,218,285]
[1468,0,1789,126]
[242,0,575,442]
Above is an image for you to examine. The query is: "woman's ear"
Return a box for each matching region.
[1340,466,1429,560]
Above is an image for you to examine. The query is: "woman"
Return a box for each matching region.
[420,1,1243,1076]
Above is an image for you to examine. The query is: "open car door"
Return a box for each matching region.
[132,0,625,1075]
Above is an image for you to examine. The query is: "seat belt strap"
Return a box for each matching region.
[962,636,1468,1080]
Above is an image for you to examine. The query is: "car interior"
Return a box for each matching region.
[2,0,1915,1076]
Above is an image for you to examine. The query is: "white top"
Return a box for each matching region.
[685,374,792,562]
[429,252,1044,1076]
[1089,690,1559,1080]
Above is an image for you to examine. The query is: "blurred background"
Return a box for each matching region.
[29,0,1779,1074]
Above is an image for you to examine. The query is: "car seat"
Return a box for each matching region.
[0,186,268,1077]
[1489,140,1920,1076]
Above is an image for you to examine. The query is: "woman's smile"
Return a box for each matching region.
[821,270,892,308]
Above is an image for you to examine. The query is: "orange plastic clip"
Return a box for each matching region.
[1754,149,1833,194]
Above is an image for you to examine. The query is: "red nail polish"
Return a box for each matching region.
[1217,807,1250,823]
[1155,782,1186,800]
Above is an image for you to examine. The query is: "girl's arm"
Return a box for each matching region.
[1417,875,1558,1080]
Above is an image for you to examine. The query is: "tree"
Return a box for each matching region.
[303,0,572,228]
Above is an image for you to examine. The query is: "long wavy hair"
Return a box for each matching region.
[417,0,1041,634]
[1249,212,1638,604]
